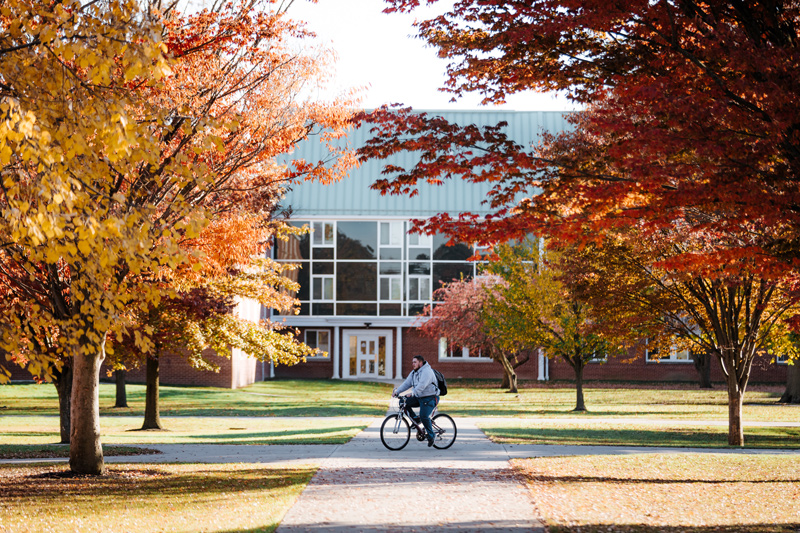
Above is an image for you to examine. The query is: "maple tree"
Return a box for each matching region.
[0,0,355,474]
[483,240,611,411]
[356,1,800,446]
[420,276,527,392]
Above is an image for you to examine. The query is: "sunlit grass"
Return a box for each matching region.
[0,416,369,446]
[0,380,393,417]
[0,463,314,533]
[480,420,800,449]
[513,454,800,532]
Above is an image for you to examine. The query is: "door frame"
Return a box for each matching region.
[341,329,393,379]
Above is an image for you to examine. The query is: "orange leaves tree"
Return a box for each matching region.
[0,0,354,474]
[357,0,800,445]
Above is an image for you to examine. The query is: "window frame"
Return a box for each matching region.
[304,329,331,357]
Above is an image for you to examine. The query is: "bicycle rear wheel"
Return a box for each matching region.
[431,413,457,449]
[380,414,411,450]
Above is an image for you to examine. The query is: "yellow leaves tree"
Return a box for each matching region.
[1,0,356,474]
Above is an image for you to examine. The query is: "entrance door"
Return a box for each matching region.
[346,331,391,378]
[357,335,380,377]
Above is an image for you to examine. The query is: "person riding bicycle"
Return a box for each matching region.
[392,355,439,447]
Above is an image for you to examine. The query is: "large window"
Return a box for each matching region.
[646,339,693,363]
[438,337,490,360]
[274,220,479,318]
[305,329,330,357]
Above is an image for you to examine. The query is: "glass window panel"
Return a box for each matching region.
[337,222,377,259]
[369,340,375,353]
[380,278,389,300]
[380,304,402,316]
[349,336,357,374]
[380,248,402,260]
[408,304,426,316]
[312,278,321,300]
[313,303,333,315]
[433,241,473,261]
[408,248,430,261]
[380,222,390,245]
[390,223,403,246]
[408,233,419,246]
[313,262,334,275]
[337,262,377,301]
[318,331,330,352]
[294,263,309,301]
[337,303,377,316]
[313,222,323,245]
[324,223,334,244]
[419,278,430,300]
[380,262,402,275]
[378,337,386,376]
[408,278,419,300]
[433,263,473,290]
[306,330,317,347]
[408,262,430,275]
[323,278,334,300]
[298,302,309,315]
[391,278,402,300]
[314,247,334,260]
[276,223,309,261]
[361,341,366,354]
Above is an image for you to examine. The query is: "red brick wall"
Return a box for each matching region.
[547,348,787,384]
[107,348,236,389]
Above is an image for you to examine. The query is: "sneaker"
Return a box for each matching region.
[427,438,435,447]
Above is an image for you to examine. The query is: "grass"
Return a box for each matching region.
[479,420,800,449]
[2,379,797,422]
[0,379,393,417]
[0,462,314,533]
[0,416,370,446]
[513,454,800,532]
[442,380,799,422]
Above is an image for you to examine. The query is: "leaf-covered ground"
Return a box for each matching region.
[514,454,800,532]
[0,463,315,532]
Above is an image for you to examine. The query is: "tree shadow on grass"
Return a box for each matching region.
[484,426,800,449]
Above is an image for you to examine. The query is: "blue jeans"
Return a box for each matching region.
[405,395,437,443]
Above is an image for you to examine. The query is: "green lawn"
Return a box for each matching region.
[0,379,393,417]
[0,416,370,446]
[479,420,800,449]
[442,380,798,421]
[0,463,314,533]
[513,454,800,532]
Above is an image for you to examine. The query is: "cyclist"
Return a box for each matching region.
[392,355,439,447]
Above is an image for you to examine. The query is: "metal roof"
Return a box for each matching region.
[279,110,571,218]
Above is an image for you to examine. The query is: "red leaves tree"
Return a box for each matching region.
[356,0,800,445]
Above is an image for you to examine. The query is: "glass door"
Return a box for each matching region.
[346,331,390,379]
[357,335,379,377]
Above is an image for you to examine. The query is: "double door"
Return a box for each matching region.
[346,331,391,378]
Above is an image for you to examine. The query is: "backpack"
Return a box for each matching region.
[432,368,448,396]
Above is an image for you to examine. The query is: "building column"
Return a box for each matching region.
[332,325,341,379]
[537,349,549,381]
[395,326,403,379]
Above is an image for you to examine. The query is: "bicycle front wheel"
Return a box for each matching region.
[431,413,457,449]
[380,414,411,451]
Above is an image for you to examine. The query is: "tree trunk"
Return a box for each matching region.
[779,363,800,404]
[693,351,713,389]
[573,360,587,412]
[53,362,72,444]
[497,352,518,393]
[142,356,163,430]
[726,378,744,446]
[114,369,128,408]
[69,346,105,475]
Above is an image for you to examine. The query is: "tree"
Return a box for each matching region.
[483,240,610,411]
[355,1,800,446]
[420,276,523,392]
[0,0,355,474]
[559,231,800,443]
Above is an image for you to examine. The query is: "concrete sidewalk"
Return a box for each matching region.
[275,418,545,532]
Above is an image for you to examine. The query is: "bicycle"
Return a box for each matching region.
[380,395,457,450]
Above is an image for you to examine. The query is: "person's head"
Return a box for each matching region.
[412,355,426,371]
